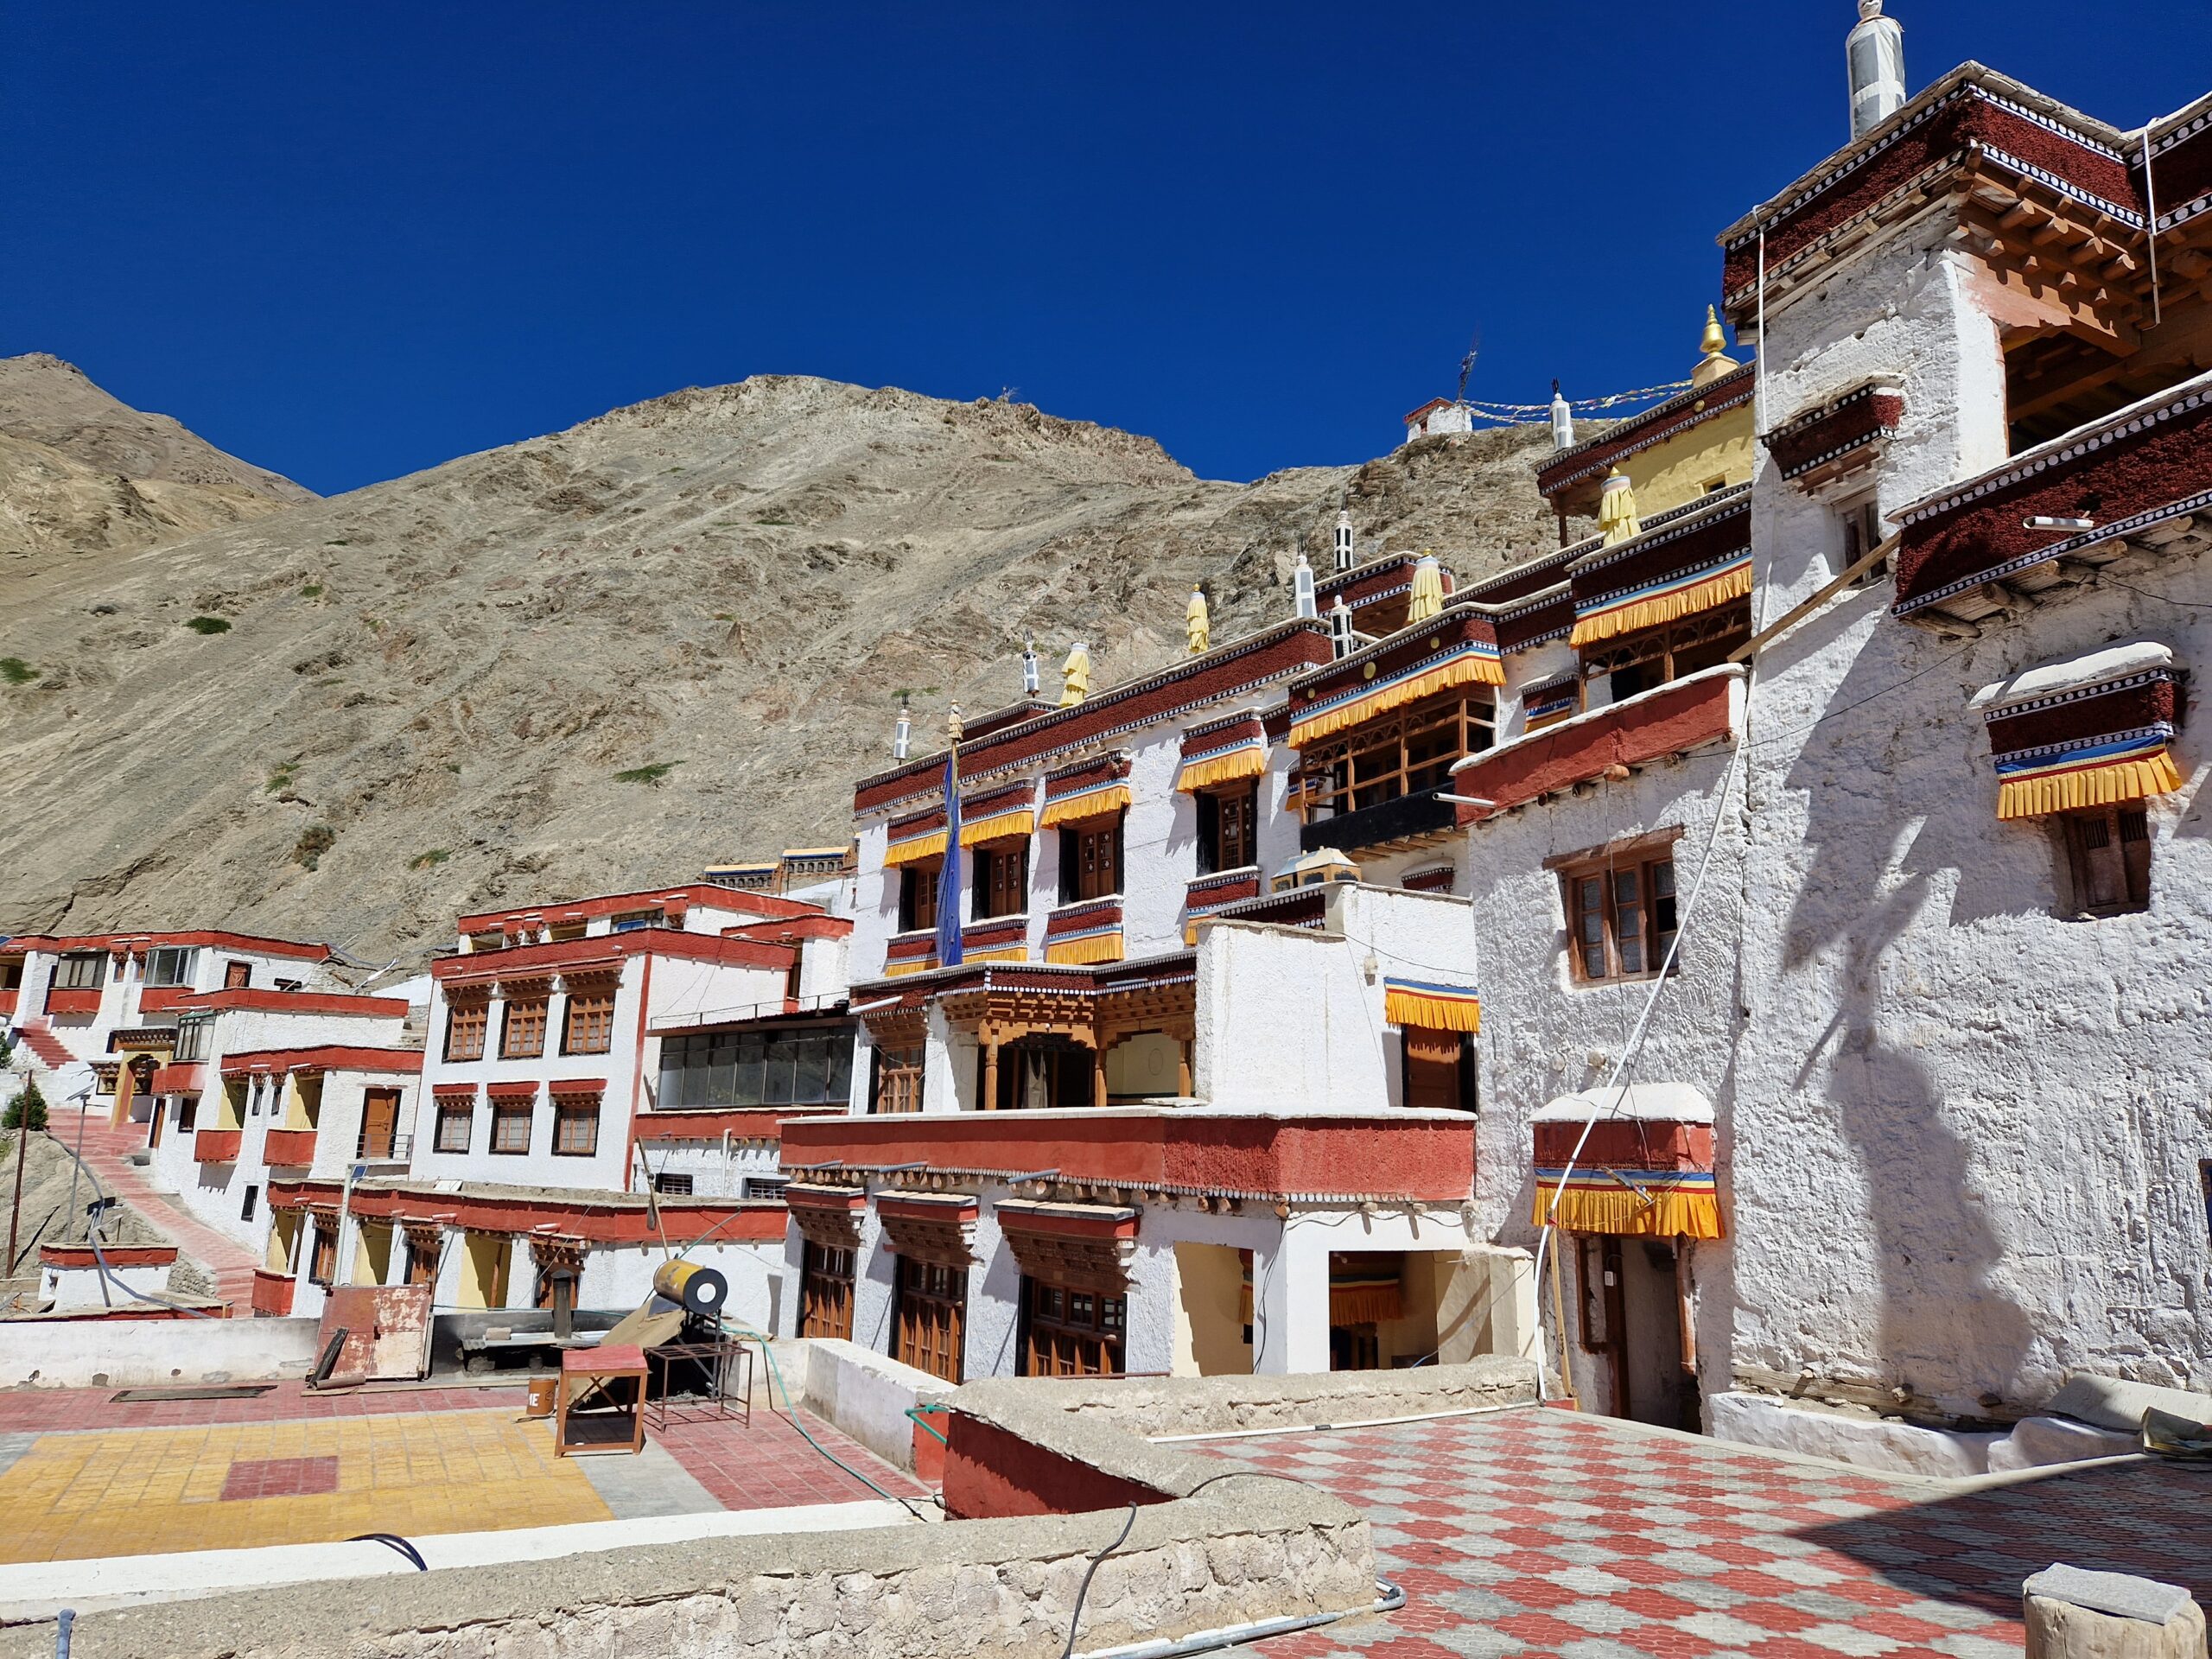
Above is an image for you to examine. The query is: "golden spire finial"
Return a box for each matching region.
[1692,305,1739,387]
[1700,305,1726,359]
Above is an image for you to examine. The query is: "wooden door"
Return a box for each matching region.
[893,1256,965,1383]
[359,1088,401,1159]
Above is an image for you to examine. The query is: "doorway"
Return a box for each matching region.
[1579,1235,1694,1429]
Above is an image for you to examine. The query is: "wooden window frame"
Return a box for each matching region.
[1838,494,1888,587]
[609,909,661,933]
[893,1255,966,1383]
[490,1100,533,1155]
[500,996,550,1060]
[551,1096,600,1157]
[434,1100,473,1154]
[2059,804,2152,918]
[1196,784,1261,876]
[898,859,942,934]
[560,985,618,1056]
[1559,850,1680,984]
[871,1045,926,1115]
[972,841,1030,921]
[309,1222,339,1287]
[1295,690,1495,821]
[1018,1276,1128,1377]
[443,1000,488,1063]
[223,959,251,990]
[1059,812,1125,904]
[799,1242,856,1342]
[1580,600,1751,703]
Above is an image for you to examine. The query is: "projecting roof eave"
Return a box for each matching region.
[1714,60,2129,248]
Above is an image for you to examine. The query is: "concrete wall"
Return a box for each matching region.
[795,1338,953,1471]
[0,1314,322,1388]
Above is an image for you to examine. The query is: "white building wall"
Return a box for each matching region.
[1718,225,2212,1411]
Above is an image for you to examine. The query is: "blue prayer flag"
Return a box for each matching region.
[934,746,964,968]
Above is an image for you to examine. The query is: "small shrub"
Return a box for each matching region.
[410,849,450,870]
[754,514,792,527]
[301,583,324,599]
[445,762,462,774]
[3,1078,48,1132]
[185,615,231,634]
[294,823,337,868]
[264,763,298,794]
[325,538,349,547]
[0,658,35,685]
[613,760,682,787]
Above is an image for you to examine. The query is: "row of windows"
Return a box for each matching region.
[899,817,1129,932]
[792,1249,1128,1383]
[432,1096,601,1157]
[655,1027,855,1109]
[444,987,616,1062]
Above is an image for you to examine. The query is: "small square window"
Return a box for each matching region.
[1838,495,1887,586]
[240,1185,258,1222]
[654,1172,694,1197]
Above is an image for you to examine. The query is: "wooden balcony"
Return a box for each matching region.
[1300,785,1457,856]
[782,1108,1476,1202]
[263,1128,319,1166]
[1452,669,1741,823]
[43,988,100,1016]
[193,1128,244,1164]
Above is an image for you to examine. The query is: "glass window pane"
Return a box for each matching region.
[763,1041,796,1105]
[793,1034,829,1103]
[734,1035,764,1105]
[826,1038,853,1102]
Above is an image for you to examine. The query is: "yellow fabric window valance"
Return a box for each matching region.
[1039,783,1131,829]
[1569,556,1751,648]
[1176,742,1267,794]
[882,957,936,977]
[960,807,1036,847]
[1531,1171,1723,1239]
[1287,647,1503,747]
[1994,745,2183,821]
[1383,980,1481,1033]
[881,828,947,868]
[1043,931,1123,966]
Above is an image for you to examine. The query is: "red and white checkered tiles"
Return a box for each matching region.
[1195,1406,2211,1659]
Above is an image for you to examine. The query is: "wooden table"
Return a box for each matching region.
[553,1342,647,1457]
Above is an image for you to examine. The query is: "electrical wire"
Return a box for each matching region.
[1062,1503,1141,1659]
[44,1123,219,1319]
[714,1316,934,1522]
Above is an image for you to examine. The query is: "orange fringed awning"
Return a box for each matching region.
[1237,1265,1405,1326]
[1039,783,1131,830]
[1043,931,1123,966]
[1531,1170,1723,1239]
[1994,746,2183,821]
[1383,980,1481,1033]
[1287,647,1504,747]
[960,807,1036,847]
[1176,742,1267,794]
[882,827,948,868]
[1569,556,1751,647]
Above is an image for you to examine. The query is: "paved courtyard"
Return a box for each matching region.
[1192,1407,2212,1659]
[0,1378,924,1563]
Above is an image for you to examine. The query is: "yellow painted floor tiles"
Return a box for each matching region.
[0,1408,611,1563]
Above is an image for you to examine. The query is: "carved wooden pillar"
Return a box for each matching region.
[1178,1042,1194,1097]
[982,1040,1000,1112]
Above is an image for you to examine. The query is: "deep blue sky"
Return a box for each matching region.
[7,3,2208,496]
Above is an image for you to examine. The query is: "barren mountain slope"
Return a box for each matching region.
[0,354,313,575]
[0,374,1565,965]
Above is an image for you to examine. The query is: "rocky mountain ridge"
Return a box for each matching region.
[0,366,1571,965]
